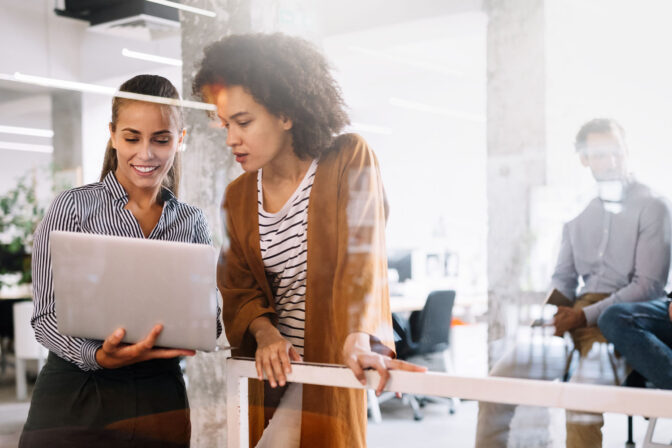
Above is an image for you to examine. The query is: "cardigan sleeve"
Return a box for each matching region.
[332,134,395,357]
[218,189,276,351]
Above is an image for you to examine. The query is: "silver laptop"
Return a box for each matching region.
[50,230,218,351]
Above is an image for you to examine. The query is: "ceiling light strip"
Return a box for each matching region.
[0,125,54,138]
[122,48,183,66]
[2,73,215,112]
[0,141,53,153]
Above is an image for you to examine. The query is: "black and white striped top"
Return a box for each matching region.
[31,171,221,371]
[258,160,318,357]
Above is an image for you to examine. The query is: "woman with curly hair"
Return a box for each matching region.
[193,33,424,447]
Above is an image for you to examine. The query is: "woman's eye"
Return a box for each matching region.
[238,121,250,127]
[125,138,139,143]
[155,139,170,144]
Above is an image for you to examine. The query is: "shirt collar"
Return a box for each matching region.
[102,171,177,207]
[103,171,129,202]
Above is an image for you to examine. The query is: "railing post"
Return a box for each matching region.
[226,359,249,448]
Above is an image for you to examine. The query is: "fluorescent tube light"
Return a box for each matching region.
[1,73,215,112]
[122,48,183,66]
[0,141,53,153]
[389,97,485,123]
[0,125,54,138]
[146,0,216,17]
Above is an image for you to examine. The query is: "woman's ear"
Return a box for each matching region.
[109,122,117,148]
[281,115,293,131]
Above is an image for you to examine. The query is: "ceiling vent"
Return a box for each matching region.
[54,0,180,40]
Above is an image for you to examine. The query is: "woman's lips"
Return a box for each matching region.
[234,154,248,163]
[131,165,159,176]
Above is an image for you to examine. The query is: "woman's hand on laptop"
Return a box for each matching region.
[95,324,196,369]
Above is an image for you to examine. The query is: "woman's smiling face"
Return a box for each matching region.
[110,101,182,193]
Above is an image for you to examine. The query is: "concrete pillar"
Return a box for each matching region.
[486,0,547,365]
[179,4,246,447]
[51,91,83,187]
[179,1,320,445]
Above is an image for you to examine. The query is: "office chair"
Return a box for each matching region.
[393,290,458,420]
[623,370,669,448]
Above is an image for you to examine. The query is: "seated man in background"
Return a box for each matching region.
[599,297,672,390]
[476,118,671,448]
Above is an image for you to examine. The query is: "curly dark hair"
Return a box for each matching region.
[192,33,350,159]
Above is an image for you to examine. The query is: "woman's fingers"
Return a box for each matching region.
[371,356,390,396]
[260,352,277,387]
[97,325,194,369]
[288,345,302,363]
[346,355,367,386]
[387,359,427,372]
[269,351,287,387]
[140,324,163,350]
[349,354,428,395]
[102,328,125,353]
[147,348,195,359]
[279,346,293,376]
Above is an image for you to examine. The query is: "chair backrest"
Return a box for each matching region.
[415,290,456,354]
[13,301,46,359]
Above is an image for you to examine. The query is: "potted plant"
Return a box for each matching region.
[0,174,45,294]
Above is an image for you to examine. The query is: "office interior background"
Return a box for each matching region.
[1,0,672,446]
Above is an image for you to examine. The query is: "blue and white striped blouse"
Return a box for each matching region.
[31,171,221,371]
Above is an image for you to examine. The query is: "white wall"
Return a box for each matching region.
[324,12,488,305]
[520,0,672,290]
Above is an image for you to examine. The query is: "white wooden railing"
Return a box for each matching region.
[225,357,672,448]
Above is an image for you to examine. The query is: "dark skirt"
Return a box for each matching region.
[19,352,190,448]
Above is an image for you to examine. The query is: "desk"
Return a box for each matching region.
[389,295,426,313]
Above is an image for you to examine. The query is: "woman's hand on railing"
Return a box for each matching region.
[95,324,196,369]
[343,332,427,396]
[249,316,302,388]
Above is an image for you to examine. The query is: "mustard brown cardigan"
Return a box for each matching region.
[219,133,395,447]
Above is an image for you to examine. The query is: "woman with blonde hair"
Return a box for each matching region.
[20,74,220,447]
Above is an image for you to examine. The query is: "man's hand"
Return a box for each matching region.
[668,301,672,322]
[553,306,587,337]
[96,324,196,369]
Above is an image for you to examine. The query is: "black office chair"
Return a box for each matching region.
[393,290,457,420]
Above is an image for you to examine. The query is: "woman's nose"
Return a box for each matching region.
[226,127,240,147]
[138,140,154,159]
